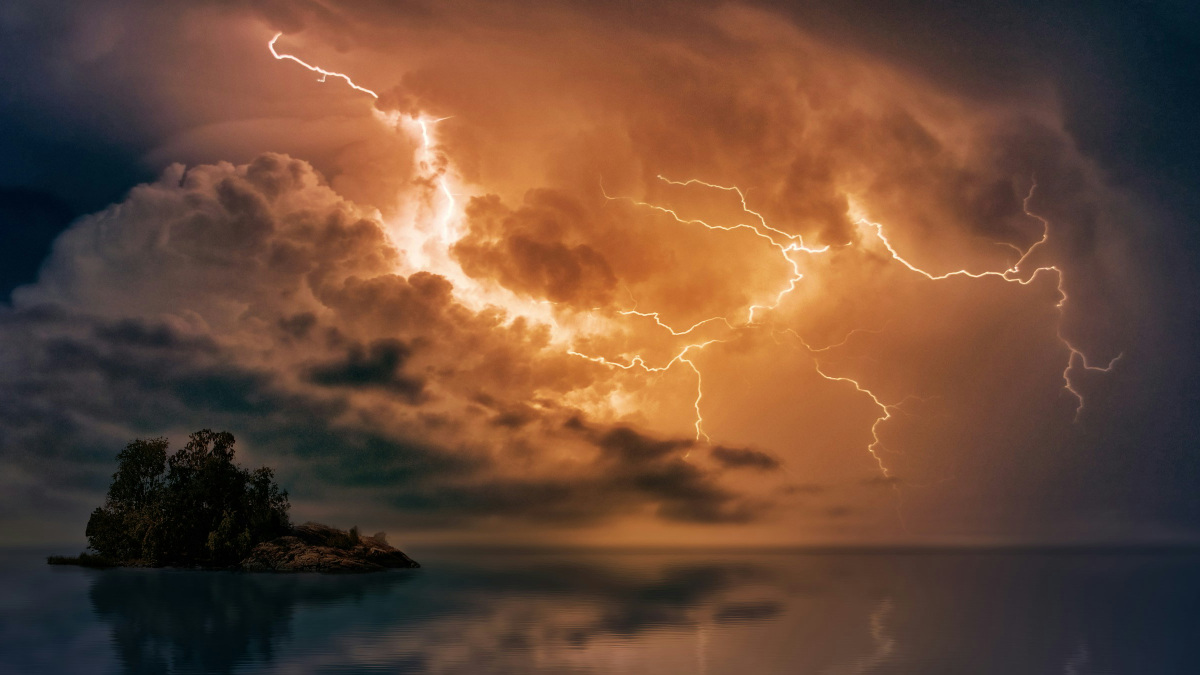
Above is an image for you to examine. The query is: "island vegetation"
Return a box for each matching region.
[49,430,418,571]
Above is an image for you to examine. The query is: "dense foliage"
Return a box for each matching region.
[85,430,290,566]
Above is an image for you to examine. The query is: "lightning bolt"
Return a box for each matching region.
[784,328,918,529]
[417,116,458,243]
[591,178,910,470]
[780,327,884,353]
[814,359,900,479]
[268,33,379,98]
[602,176,828,324]
[569,340,723,442]
[263,31,903,455]
[267,32,458,247]
[264,33,1120,493]
[619,310,735,337]
[775,328,896,475]
[592,176,1117,486]
[569,176,839,442]
[570,177,825,441]
[858,180,1122,421]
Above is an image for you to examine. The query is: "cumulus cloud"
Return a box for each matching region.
[454,191,618,307]
[0,151,778,541]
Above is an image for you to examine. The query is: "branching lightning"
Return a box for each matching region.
[265,32,1120,492]
[569,340,723,442]
[776,327,897,475]
[268,33,463,279]
[619,310,735,337]
[590,176,911,466]
[588,176,1118,478]
[779,327,883,353]
[857,180,1122,421]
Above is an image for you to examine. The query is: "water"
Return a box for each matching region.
[2,549,1199,674]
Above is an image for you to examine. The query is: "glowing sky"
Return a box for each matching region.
[2,0,1199,547]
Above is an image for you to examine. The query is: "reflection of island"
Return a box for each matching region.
[89,568,415,674]
[85,555,789,674]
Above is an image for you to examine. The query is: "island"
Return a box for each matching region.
[48,429,418,571]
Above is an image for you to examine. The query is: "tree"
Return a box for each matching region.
[85,430,290,566]
[85,438,169,562]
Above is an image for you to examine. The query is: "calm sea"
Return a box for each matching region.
[2,548,1199,674]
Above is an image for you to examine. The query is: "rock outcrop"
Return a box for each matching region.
[239,522,420,572]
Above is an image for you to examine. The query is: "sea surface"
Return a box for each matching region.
[2,547,1199,674]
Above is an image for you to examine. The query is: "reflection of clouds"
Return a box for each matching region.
[262,556,795,675]
[244,554,893,674]
[46,551,1200,674]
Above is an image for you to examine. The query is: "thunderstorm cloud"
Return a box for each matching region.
[0,0,1197,546]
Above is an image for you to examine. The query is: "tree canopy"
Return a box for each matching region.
[85,430,290,567]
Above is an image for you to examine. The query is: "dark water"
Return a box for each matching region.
[2,549,1200,674]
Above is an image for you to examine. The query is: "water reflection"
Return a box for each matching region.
[89,569,414,674]
[4,550,1200,673]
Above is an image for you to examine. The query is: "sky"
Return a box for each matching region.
[1,0,1198,547]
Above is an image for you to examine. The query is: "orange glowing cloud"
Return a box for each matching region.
[0,0,1153,547]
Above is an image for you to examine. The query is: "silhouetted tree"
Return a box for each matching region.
[85,430,290,566]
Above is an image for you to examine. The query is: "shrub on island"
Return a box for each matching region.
[81,429,290,567]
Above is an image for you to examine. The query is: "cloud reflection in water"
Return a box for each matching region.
[4,551,1200,673]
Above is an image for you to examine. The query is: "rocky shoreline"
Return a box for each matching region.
[48,522,420,572]
[240,522,420,572]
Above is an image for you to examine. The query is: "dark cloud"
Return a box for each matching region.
[710,445,780,471]
[588,426,767,524]
[92,318,219,352]
[781,483,826,495]
[383,421,775,526]
[596,426,693,464]
[278,425,478,491]
[307,338,425,402]
[276,312,317,340]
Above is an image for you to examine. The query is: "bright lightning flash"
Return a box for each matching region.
[857,181,1123,421]
[266,33,1120,488]
[586,176,1119,475]
[268,33,380,98]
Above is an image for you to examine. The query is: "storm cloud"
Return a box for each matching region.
[1,0,1198,547]
[0,150,774,542]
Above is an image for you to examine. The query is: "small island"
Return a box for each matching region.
[48,429,418,572]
